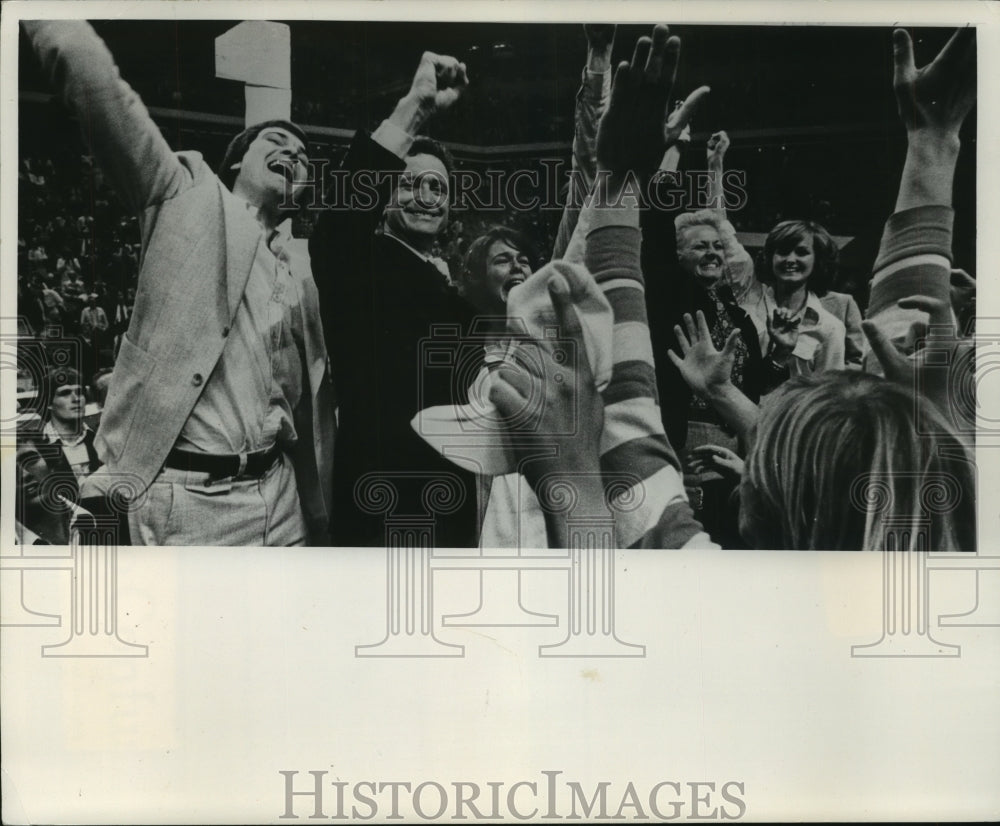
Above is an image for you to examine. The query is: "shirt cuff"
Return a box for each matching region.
[371,118,415,160]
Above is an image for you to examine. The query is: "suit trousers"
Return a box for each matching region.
[128,452,306,546]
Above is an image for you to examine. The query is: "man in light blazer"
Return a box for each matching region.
[25,20,334,545]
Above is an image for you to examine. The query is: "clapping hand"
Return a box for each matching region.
[767,307,800,362]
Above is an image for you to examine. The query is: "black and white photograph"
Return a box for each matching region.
[2,0,998,822]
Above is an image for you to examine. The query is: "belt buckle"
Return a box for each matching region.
[202,452,246,490]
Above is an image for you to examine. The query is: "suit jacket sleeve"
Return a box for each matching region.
[23,20,192,214]
[308,131,407,363]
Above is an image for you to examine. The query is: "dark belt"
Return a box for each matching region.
[164,445,281,479]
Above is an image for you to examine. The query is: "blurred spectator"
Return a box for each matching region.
[38,366,103,503]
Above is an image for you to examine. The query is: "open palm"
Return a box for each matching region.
[668,311,738,396]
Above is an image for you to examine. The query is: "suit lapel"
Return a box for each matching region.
[220,185,262,321]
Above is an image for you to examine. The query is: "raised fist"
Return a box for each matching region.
[407,51,469,116]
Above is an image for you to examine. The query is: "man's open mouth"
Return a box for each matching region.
[267,159,296,183]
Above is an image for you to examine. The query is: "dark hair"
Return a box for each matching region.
[39,366,82,418]
[758,220,838,297]
[218,119,308,191]
[409,136,455,176]
[460,225,536,286]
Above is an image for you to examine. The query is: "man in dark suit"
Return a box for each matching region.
[309,52,483,548]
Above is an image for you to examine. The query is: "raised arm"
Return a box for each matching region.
[698,130,757,299]
[586,27,715,549]
[23,20,190,214]
[865,28,975,355]
[494,26,716,549]
[308,51,468,349]
[551,25,616,261]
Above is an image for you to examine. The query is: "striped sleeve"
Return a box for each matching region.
[584,209,717,549]
[864,205,954,362]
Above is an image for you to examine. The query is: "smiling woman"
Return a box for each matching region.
[728,219,847,379]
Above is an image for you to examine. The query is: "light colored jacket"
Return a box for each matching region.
[27,21,334,543]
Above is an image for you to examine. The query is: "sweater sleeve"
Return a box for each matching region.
[585,202,716,549]
[864,205,954,361]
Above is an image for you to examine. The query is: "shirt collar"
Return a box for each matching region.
[762,284,820,323]
[802,291,823,323]
[241,200,293,255]
[43,420,89,447]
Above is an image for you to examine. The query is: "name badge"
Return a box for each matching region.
[793,334,820,362]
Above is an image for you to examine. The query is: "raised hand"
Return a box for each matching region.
[892,27,976,138]
[663,86,711,148]
[406,51,470,116]
[597,24,681,176]
[668,311,738,397]
[490,273,608,545]
[490,273,604,483]
[706,130,730,167]
[584,24,616,53]
[862,295,970,426]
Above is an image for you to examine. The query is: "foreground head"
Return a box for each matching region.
[739,371,974,551]
[459,226,536,315]
[384,137,454,251]
[675,210,729,287]
[219,120,309,212]
[759,219,838,296]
